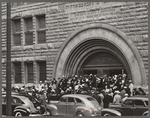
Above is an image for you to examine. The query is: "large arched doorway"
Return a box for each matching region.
[53,23,147,87]
[79,51,126,77]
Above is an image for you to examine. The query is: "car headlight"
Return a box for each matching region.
[27,107,31,113]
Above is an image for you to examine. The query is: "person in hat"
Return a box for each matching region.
[120,86,126,99]
[103,89,113,108]
[38,81,44,91]
[128,80,133,96]
[121,93,128,103]
[38,91,47,115]
[113,91,121,104]
[97,89,104,109]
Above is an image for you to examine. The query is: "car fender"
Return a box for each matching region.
[13,106,30,115]
[75,106,91,116]
[46,104,58,115]
[101,108,121,116]
[142,110,149,116]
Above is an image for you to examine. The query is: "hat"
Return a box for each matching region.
[129,80,132,82]
[105,89,110,93]
[124,93,128,96]
[20,88,24,90]
[75,75,78,77]
[124,86,127,89]
[115,90,120,94]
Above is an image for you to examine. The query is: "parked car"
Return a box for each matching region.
[2,94,39,116]
[46,94,121,117]
[109,95,148,116]
[142,110,149,116]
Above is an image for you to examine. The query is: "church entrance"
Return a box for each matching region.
[79,51,126,77]
[54,23,147,86]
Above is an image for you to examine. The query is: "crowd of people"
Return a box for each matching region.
[2,73,148,109]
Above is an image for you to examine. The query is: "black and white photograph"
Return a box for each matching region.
[1,1,149,117]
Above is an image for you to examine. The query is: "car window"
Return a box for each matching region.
[68,97,75,103]
[145,101,148,106]
[87,97,96,101]
[13,97,24,104]
[75,98,84,104]
[75,98,82,103]
[60,97,67,102]
[124,100,133,106]
[134,100,145,106]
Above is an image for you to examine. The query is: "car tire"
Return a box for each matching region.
[15,112,23,117]
[45,109,52,116]
[76,112,84,116]
[103,113,111,116]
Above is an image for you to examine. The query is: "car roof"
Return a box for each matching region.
[2,94,29,100]
[127,96,148,101]
[62,94,92,99]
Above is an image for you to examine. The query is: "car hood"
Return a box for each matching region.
[87,101,101,112]
[22,98,38,113]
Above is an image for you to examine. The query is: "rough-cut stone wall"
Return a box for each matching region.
[1,2,148,85]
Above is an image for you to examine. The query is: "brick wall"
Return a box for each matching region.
[1,2,148,85]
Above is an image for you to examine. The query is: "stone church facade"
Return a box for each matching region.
[1,2,148,88]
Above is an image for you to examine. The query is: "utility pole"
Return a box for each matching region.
[6,2,12,116]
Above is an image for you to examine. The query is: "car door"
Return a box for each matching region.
[134,100,148,116]
[57,97,67,116]
[11,97,21,113]
[67,97,76,116]
[2,97,7,115]
[2,96,18,115]
[121,99,135,116]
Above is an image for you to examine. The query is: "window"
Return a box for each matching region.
[60,97,67,102]
[14,62,22,83]
[24,17,33,45]
[26,62,34,83]
[75,98,83,103]
[134,100,145,106]
[38,61,46,83]
[124,100,133,106]
[12,19,21,46]
[13,97,24,104]
[36,15,46,44]
[87,97,96,101]
[68,97,75,102]
[145,101,148,106]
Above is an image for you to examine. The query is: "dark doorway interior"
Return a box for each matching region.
[84,70,97,75]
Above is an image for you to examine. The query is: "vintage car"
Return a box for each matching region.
[2,94,39,116]
[109,95,148,116]
[47,94,121,117]
[142,110,149,116]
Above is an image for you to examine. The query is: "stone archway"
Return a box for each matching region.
[53,23,147,87]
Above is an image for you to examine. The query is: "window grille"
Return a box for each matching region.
[38,61,46,83]
[37,15,46,44]
[25,18,33,31]
[24,17,33,45]
[25,32,33,45]
[26,63,34,83]
[12,19,21,46]
[13,19,21,32]
[37,30,46,43]
[14,62,22,83]
[13,34,21,46]
[38,16,45,29]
